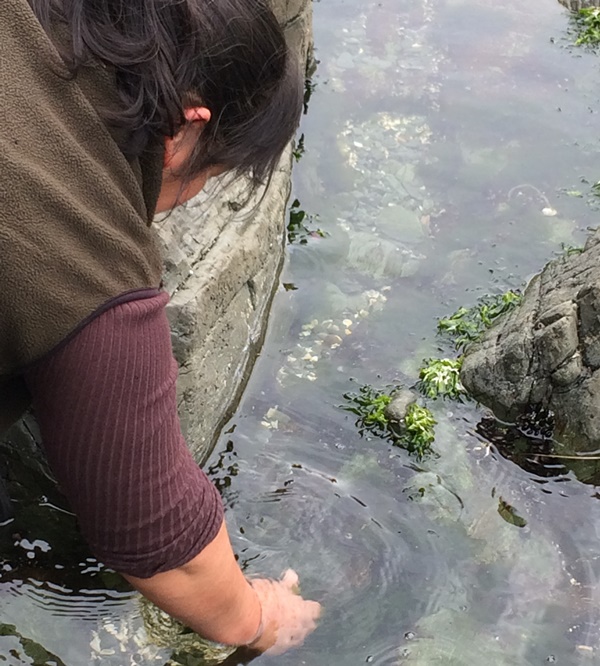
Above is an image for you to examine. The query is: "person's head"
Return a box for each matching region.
[30,0,303,204]
[157,106,228,211]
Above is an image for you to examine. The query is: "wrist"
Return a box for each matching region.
[246,579,276,652]
[246,617,264,647]
[243,580,265,648]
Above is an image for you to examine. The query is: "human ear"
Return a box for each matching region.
[183,106,211,124]
[163,106,212,171]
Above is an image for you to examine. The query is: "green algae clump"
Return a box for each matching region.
[438,290,522,351]
[418,357,464,400]
[571,7,600,48]
[401,403,436,458]
[342,384,396,438]
[342,385,436,458]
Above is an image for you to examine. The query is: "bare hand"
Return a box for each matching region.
[247,569,321,655]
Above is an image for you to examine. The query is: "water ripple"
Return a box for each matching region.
[1,578,133,621]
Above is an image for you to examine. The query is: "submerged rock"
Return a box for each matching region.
[397,609,515,665]
[140,600,235,665]
[88,600,236,665]
[0,623,67,666]
[402,472,464,523]
[396,606,570,665]
[347,232,423,279]
[461,232,600,449]
[384,389,418,423]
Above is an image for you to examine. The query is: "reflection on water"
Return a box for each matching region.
[5,0,600,663]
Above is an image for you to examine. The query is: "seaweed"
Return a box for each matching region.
[570,7,600,48]
[342,385,436,458]
[437,290,523,351]
[418,357,464,400]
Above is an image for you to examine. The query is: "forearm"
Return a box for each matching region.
[23,292,318,653]
[123,519,263,646]
[24,292,263,645]
[24,293,225,579]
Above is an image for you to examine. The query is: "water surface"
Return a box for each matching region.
[213,0,600,663]
[3,0,600,663]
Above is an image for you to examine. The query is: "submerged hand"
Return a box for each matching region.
[248,569,321,655]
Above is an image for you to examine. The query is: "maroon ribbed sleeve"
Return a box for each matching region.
[23,291,224,578]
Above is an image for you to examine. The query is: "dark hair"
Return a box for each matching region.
[29,0,303,187]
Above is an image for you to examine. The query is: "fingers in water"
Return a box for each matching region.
[281,568,299,585]
[307,599,322,619]
[281,568,300,593]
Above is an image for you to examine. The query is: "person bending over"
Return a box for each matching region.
[0,0,320,654]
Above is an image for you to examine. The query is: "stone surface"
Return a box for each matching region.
[160,150,293,459]
[384,389,418,424]
[158,0,314,460]
[272,0,314,70]
[461,230,600,449]
[559,0,600,9]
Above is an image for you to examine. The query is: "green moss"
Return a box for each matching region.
[570,7,600,48]
[342,384,395,437]
[401,403,437,458]
[558,242,584,257]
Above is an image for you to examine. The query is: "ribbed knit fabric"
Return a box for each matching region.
[24,291,223,578]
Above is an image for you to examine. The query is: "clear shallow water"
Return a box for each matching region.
[212,0,600,663]
[4,0,600,663]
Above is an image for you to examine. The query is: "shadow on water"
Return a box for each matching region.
[477,414,600,488]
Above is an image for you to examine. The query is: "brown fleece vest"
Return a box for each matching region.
[0,0,165,432]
